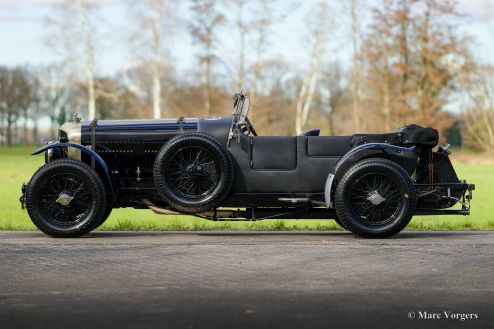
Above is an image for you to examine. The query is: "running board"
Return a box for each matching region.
[278,197,326,206]
[142,199,336,221]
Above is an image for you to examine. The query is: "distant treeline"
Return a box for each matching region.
[0,0,493,151]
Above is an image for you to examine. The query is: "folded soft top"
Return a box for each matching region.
[351,124,439,148]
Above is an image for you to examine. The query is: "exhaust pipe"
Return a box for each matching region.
[142,199,239,218]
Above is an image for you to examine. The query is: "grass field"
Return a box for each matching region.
[1,146,493,231]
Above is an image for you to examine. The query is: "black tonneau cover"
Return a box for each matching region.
[351,124,439,148]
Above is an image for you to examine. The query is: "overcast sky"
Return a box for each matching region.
[0,0,493,77]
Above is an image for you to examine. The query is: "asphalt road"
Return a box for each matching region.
[0,231,493,329]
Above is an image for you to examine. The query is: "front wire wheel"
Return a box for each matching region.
[26,159,107,238]
[39,173,92,226]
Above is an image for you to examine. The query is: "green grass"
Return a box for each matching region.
[1,146,492,231]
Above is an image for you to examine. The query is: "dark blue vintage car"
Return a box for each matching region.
[21,92,474,238]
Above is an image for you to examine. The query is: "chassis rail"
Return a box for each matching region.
[415,182,474,215]
[143,178,475,222]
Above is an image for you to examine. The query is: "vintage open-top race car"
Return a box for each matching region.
[21,92,474,238]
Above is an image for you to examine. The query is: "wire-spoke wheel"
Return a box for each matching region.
[167,146,220,199]
[335,159,416,238]
[349,173,403,226]
[39,173,93,226]
[26,159,107,238]
[154,133,233,213]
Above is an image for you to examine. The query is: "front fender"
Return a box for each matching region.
[324,143,419,208]
[32,142,116,196]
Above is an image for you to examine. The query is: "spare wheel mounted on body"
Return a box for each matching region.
[153,132,234,214]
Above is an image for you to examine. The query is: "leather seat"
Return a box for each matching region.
[299,129,320,137]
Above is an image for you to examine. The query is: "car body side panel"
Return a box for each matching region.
[307,136,353,157]
[47,117,424,206]
[251,137,298,170]
[226,135,341,193]
[197,117,232,145]
[79,119,198,191]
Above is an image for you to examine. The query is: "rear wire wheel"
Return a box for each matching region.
[335,159,416,238]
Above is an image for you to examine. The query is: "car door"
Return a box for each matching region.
[250,136,297,170]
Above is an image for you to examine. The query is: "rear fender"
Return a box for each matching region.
[324,143,419,208]
[32,142,116,196]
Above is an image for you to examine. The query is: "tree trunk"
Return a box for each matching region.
[0,116,4,147]
[295,73,310,135]
[6,111,15,146]
[23,110,29,144]
[383,83,391,132]
[151,0,164,119]
[350,0,362,131]
[236,0,246,91]
[87,65,96,119]
[417,2,431,125]
[152,64,161,119]
[205,57,212,116]
[33,120,39,145]
[301,69,318,130]
[6,117,13,146]
[81,2,96,119]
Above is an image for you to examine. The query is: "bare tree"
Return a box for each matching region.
[127,0,171,119]
[21,69,37,144]
[359,0,468,136]
[190,0,224,116]
[462,66,494,151]
[363,0,398,132]
[347,0,364,131]
[295,1,331,135]
[414,0,459,126]
[0,67,31,146]
[249,0,281,102]
[0,67,16,145]
[230,0,247,91]
[224,0,288,123]
[36,65,73,138]
[45,0,100,119]
[319,63,350,135]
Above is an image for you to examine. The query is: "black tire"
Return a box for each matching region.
[26,159,107,238]
[92,204,112,230]
[153,133,234,213]
[334,216,348,230]
[334,159,416,238]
